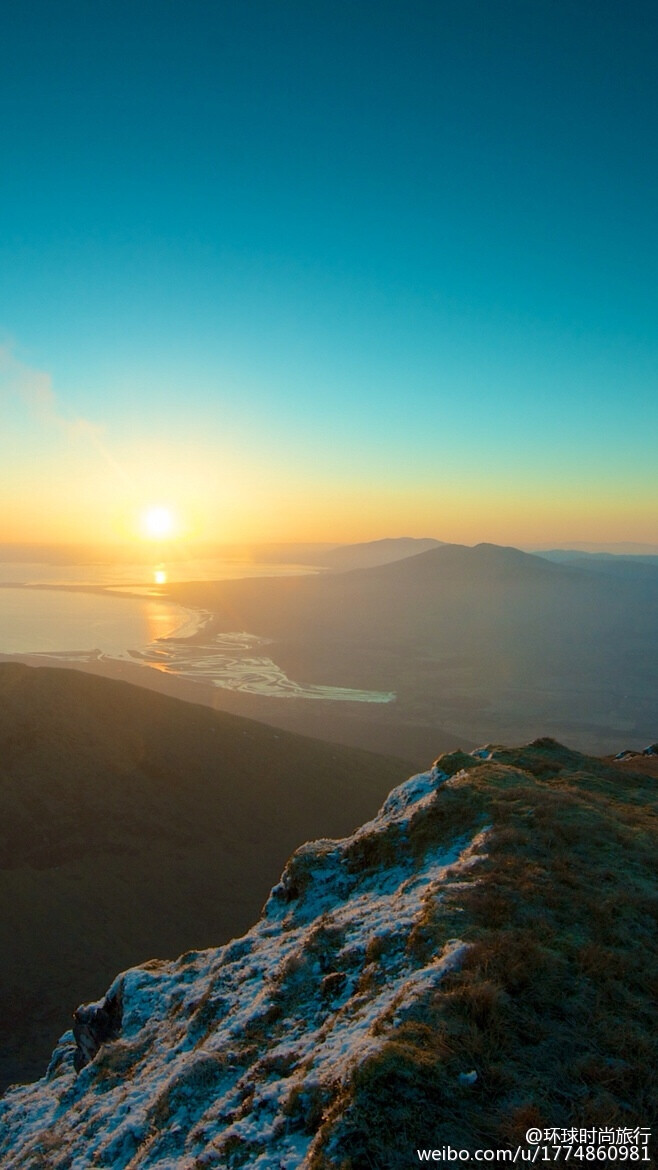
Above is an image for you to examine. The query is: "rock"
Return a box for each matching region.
[72,985,123,1072]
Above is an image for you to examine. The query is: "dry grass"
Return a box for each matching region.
[308,744,658,1165]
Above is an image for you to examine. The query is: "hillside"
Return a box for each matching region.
[1,738,656,1166]
[0,663,410,1092]
[164,542,658,754]
[311,536,443,571]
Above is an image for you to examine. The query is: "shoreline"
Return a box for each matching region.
[0,580,395,705]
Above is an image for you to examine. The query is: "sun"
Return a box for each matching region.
[141,506,176,541]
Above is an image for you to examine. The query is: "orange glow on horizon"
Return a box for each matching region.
[1,470,655,552]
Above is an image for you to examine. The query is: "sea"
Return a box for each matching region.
[0,558,394,704]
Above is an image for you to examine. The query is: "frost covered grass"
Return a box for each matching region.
[0,739,655,1168]
[0,761,483,1168]
[310,742,658,1165]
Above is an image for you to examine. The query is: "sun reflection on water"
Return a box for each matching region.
[144,599,188,643]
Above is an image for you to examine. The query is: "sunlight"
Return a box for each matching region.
[141,506,176,541]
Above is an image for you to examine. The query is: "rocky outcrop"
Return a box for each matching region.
[72,988,123,1072]
[615,741,658,759]
[1,738,656,1168]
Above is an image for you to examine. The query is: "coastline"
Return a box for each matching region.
[0,576,395,704]
[0,567,462,763]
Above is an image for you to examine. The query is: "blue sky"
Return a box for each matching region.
[1,0,656,545]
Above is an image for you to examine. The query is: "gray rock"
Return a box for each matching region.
[72,985,123,1072]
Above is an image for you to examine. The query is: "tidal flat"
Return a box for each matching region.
[0,560,394,705]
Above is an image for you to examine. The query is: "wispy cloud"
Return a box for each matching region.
[0,344,102,440]
[0,344,131,485]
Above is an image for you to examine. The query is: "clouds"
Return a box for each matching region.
[0,344,103,443]
[0,344,137,498]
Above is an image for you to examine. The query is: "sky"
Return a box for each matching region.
[1,0,656,549]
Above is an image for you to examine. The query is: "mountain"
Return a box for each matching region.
[0,663,410,1092]
[531,541,658,556]
[1,738,655,1166]
[19,541,652,767]
[346,540,571,580]
[164,542,658,754]
[313,536,443,571]
[536,548,658,582]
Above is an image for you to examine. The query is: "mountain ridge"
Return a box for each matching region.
[2,736,655,1166]
[311,536,443,572]
[333,541,580,583]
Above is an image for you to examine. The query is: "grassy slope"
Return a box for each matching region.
[309,741,658,1164]
[0,662,411,1092]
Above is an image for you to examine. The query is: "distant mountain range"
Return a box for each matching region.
[536,547,658,580]
[166,541,658,755]
[532,540,658,555]
[3,537,656,760]
[2,737,655,1164]
[309,536,443,571]
[0,663,409,1092]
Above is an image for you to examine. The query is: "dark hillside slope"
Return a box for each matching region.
[0,662,409,1091]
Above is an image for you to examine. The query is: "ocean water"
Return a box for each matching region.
[0,587,197,656]
[0,557,319,589]
[0,562,394,704]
